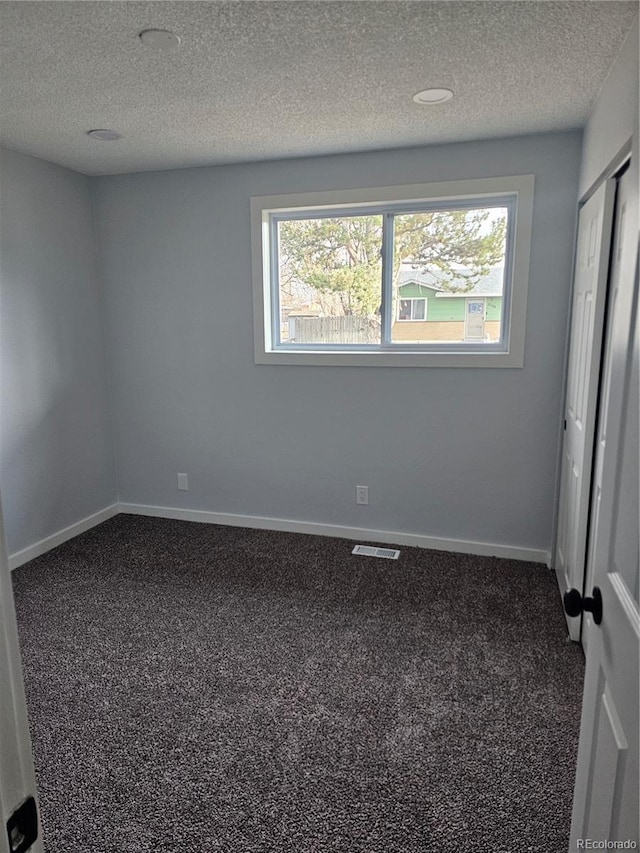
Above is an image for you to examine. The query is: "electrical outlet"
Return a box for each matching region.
[177,473,189,491]
[356,485,369,505]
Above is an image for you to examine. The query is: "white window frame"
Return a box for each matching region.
[251,175,534,368]
[398,297,427,322]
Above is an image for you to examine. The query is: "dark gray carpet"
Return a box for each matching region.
[11,514,584,853]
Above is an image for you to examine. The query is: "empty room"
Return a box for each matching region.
[0,2,638,852]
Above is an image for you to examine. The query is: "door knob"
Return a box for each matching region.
[563,586,603,625]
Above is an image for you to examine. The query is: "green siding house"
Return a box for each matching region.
[395,266,504,343]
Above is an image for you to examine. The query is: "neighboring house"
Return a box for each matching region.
[394,265,504,343]
[284,264,505,345]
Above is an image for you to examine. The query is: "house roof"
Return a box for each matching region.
[398,265,504,298]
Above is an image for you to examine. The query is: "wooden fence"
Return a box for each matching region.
[288,315,380,344]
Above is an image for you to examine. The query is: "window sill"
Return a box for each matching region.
[255,348,524,368]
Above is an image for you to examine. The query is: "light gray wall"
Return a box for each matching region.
[0,147,116,555]
[580,17,639,198]
[93,131,581,555]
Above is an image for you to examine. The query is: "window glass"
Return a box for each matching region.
[390,207,507,345]
[277,215,382,346]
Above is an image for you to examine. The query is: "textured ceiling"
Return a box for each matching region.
[0,1,637,176]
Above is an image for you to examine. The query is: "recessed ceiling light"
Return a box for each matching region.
[413,88,454,105]
[87,129,122,141]
[139,29,181,49]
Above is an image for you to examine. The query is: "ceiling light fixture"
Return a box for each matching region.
[139,29,181,49]
[87,129,122,141]
[412,88,454,105]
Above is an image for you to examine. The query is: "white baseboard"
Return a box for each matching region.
[117,502,550,565]
[9,504,119,571]
[8,501,550,570]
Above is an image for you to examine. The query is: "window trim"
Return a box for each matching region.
[251,175,534,368]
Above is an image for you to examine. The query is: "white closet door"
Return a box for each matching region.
[0,493,42,853]
[555,179,616,640]
[569,166,639,849]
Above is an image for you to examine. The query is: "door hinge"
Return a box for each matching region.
[564,419,567,431]
[6,796,38,853]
